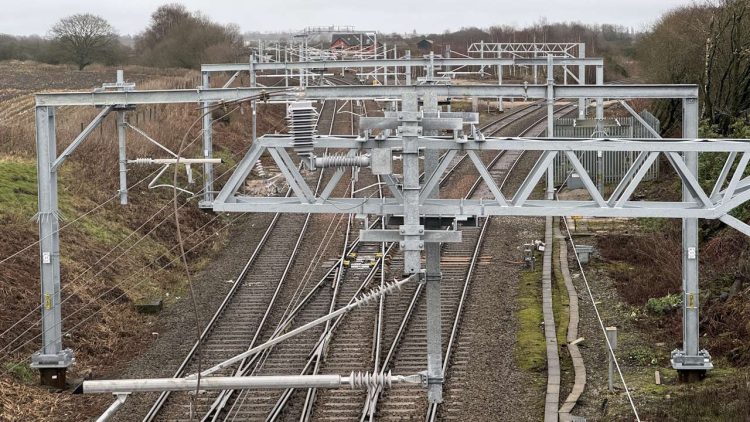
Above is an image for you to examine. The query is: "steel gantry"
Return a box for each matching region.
[32,52,747,407]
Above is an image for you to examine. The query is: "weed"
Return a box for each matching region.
[4,362,34,383]
[627,345,658,365]
[516,252,547,372]
[646,293,682,315]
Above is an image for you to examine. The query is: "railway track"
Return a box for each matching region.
[177,97,390,421]
[146,91,579,421]
[144,97,354,421]
[307,101,575,421]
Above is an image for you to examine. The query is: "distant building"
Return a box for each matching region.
[330,33,377,52]
[417,38,434,51]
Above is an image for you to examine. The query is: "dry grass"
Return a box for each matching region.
[0,61,287,419]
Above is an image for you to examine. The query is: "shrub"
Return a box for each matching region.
[646,293,682,315]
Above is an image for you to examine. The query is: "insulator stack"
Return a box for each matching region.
[346,371,393,389]
[253,160,268,178]
[314,154,371,169]
[353,279,405,309]
[131,158,153,165]
[287,101,318,158]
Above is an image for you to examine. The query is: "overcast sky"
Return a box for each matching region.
[2,0,697,37]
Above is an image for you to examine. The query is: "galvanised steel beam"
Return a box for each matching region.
[31,106,74,388]
[211,134,750,223]
[672,97,714,373]
[254,135,750,153]
[468,42,582,57]
[214,197,740,218]
[201,72,215,204]
[35,84,699,107]
[50,105,113,170]
[422,91,443,404]
[201,57,604,73]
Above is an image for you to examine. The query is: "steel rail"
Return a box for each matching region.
[198,98,343,420]
[261,98,392,422]
[425,102,578,422]
[145,98,337,421]
[359,100,556,421]
[203,81,372,421]
[298,98,358,420]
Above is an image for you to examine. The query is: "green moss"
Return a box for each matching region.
[77,215,132,246]
[0,157,78,221]
[4,362,34,383]
[516,254,547,372]
[0,158,39,217]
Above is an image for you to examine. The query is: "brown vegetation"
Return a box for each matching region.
[0,62,285,420]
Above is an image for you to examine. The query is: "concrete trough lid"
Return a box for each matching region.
[574,245,595,264]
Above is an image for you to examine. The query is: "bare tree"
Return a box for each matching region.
[135,4,243,69]
[50,13,117,70]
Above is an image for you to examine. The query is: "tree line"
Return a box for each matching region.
[0,3,245,70]
[639,0,749,135]
[1,0,748,135]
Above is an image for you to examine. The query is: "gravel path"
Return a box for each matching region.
[445,215,545,421]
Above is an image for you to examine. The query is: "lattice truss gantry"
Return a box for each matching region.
[213,135,750,228]
[31,56,749,402]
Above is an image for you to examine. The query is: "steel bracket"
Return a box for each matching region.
[30,348,75,368]
[359,229,462,244]
[670,349,713,371]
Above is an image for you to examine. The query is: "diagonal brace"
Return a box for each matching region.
[269,148,315,203]
[512,151,558,206]
[465,150,509,206]
[420,150,458,204]
[213,142,265,204]
[666,152,712,207]
[611,152,660,208]
[51,106,113,170]
[563,151,607,207]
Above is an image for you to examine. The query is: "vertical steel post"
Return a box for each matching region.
[606,327,618,392]
[31,106,74,388]
[423,91,443,403]
[479,40,484,75]
[578,44,586,119]
[359,34,364,82]
[400,92,421,274]
[546,55,555,200]
[671,97,712,376]
[117,111,127,205]
[683,98,699,358]
[284,47,289,87]
[299,42,305,88]
[116,70,128,205]
[394,45,399,85]
[498,49,504,112]
[250,54,257,145]
[202,71,214,204]
[596,65,605,193]
[595,65,604,121]
[405,50,412,85]
[383,42,387,86]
